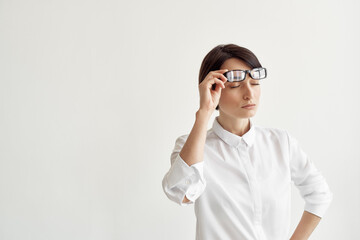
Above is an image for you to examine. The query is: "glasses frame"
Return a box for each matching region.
[223,67,267,82]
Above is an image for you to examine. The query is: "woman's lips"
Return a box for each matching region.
[242,104,256,109]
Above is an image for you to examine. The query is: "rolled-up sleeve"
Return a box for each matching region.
[286,130,333,218]
[162,135,206,206]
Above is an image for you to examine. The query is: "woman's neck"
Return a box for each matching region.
[217,115,250,137]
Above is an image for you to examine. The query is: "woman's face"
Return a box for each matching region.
[219,58,261,119]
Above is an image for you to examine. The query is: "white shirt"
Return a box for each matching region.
[162,116,333,240]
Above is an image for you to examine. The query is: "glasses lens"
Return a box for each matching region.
[250,68,267,79]
[224,70,246,82]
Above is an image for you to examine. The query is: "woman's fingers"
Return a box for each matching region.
[210,71,227,82]
[210,78,226,89]
[199,69,228,90]
[213,80,223,93]
[198,68,229,112]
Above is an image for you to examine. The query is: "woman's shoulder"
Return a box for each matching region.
[175,127,216,139]
[174,133,189,143]
[172,128,217,147]
[253,123,289,140]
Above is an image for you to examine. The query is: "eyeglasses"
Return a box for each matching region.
[223,67,267,82]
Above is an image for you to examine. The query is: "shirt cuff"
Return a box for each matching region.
[304,191,333,218]
[162,154,206,206]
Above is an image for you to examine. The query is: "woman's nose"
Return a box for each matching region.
[242,81,255,100]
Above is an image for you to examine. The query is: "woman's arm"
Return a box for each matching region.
[290,210,321,240]
[285,130,333,238]
[162,69,227,205]
[180,109,211,203]
[180,109,211,166]
[162,109,212,205]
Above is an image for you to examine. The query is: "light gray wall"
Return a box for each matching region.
[0,0,359,239]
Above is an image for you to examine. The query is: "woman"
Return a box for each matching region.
[162,44,333,240]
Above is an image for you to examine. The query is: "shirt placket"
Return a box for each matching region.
[237,141,264,240]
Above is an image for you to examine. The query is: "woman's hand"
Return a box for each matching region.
[198,69,228,114]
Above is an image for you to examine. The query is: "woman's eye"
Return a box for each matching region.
[230,83,260,88]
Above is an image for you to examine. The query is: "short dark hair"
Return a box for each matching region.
[198,44,263,110]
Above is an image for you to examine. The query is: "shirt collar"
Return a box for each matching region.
[212,116,256,148]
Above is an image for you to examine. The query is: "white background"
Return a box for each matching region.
[0,0,359,239]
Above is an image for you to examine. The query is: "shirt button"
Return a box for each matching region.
[185,179,191,185]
